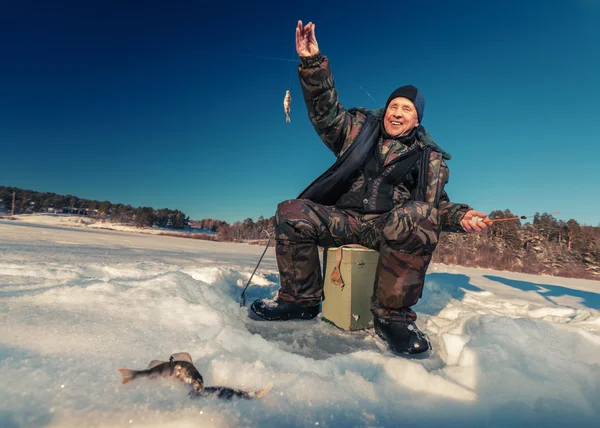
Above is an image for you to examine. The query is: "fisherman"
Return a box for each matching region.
[250,21,492,355]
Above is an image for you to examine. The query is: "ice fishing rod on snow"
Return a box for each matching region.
[239,238,272,307]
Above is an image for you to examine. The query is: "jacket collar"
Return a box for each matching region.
[350,107,452,160]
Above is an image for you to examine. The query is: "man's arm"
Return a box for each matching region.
[438,191,472,233]
[299,54,360,155]
[295,21,361,156]
[430,156,489,232]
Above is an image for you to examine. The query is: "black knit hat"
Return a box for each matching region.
[385,85,425,122]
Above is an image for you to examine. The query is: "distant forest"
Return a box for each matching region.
[2,186,599,280]
[0,186,189,229]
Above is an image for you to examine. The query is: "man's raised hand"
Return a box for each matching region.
[296,20,319,57]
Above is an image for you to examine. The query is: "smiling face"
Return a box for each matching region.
[383,97,420,137]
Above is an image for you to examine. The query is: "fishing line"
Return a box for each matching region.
[353,81,377,104]
[287,44,298,89]
[239,53,298,63]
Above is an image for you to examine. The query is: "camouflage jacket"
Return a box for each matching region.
[297,53,470,232]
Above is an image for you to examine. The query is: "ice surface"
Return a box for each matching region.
[1,218,599,427]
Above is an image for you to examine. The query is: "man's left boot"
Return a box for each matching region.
[374,316,432,355]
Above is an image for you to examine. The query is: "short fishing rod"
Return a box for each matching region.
[472,211,560,223]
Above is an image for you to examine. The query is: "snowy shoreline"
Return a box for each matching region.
[1,213,208,237]
[1,220,599,427]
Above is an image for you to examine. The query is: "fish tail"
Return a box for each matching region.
[251,382,273,398]
[118,368,137,384]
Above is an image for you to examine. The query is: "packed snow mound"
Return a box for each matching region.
[1,220,599,427]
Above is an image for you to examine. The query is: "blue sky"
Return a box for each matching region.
[1,0,599,225]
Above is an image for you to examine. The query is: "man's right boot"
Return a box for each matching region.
[250,298,319,321]
[374,316,431,355]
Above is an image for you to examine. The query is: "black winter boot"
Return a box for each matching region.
[374,316,431,355]
[250,298,319,321]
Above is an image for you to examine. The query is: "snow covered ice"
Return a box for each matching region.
[1,218,599,427]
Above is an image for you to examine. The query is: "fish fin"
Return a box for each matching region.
[118,368,136,384]
[251,382,273,398]
[147,360,166,369]
[170,352,193,364]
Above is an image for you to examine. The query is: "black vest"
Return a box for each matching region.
[335,140,428,213]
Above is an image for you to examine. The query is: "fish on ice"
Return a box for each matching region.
[118,352,271,400]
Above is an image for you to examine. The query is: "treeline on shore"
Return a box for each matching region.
[432,210,600,280]
[0,186,189,229]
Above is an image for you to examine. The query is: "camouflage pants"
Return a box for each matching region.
[274,199,440,322]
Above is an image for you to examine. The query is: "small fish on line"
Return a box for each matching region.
[118,352,272,400]
[283,89,292,122]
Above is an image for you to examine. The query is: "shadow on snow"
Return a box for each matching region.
[484,275,600,310]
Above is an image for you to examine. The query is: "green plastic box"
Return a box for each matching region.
[322,246,379,331]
